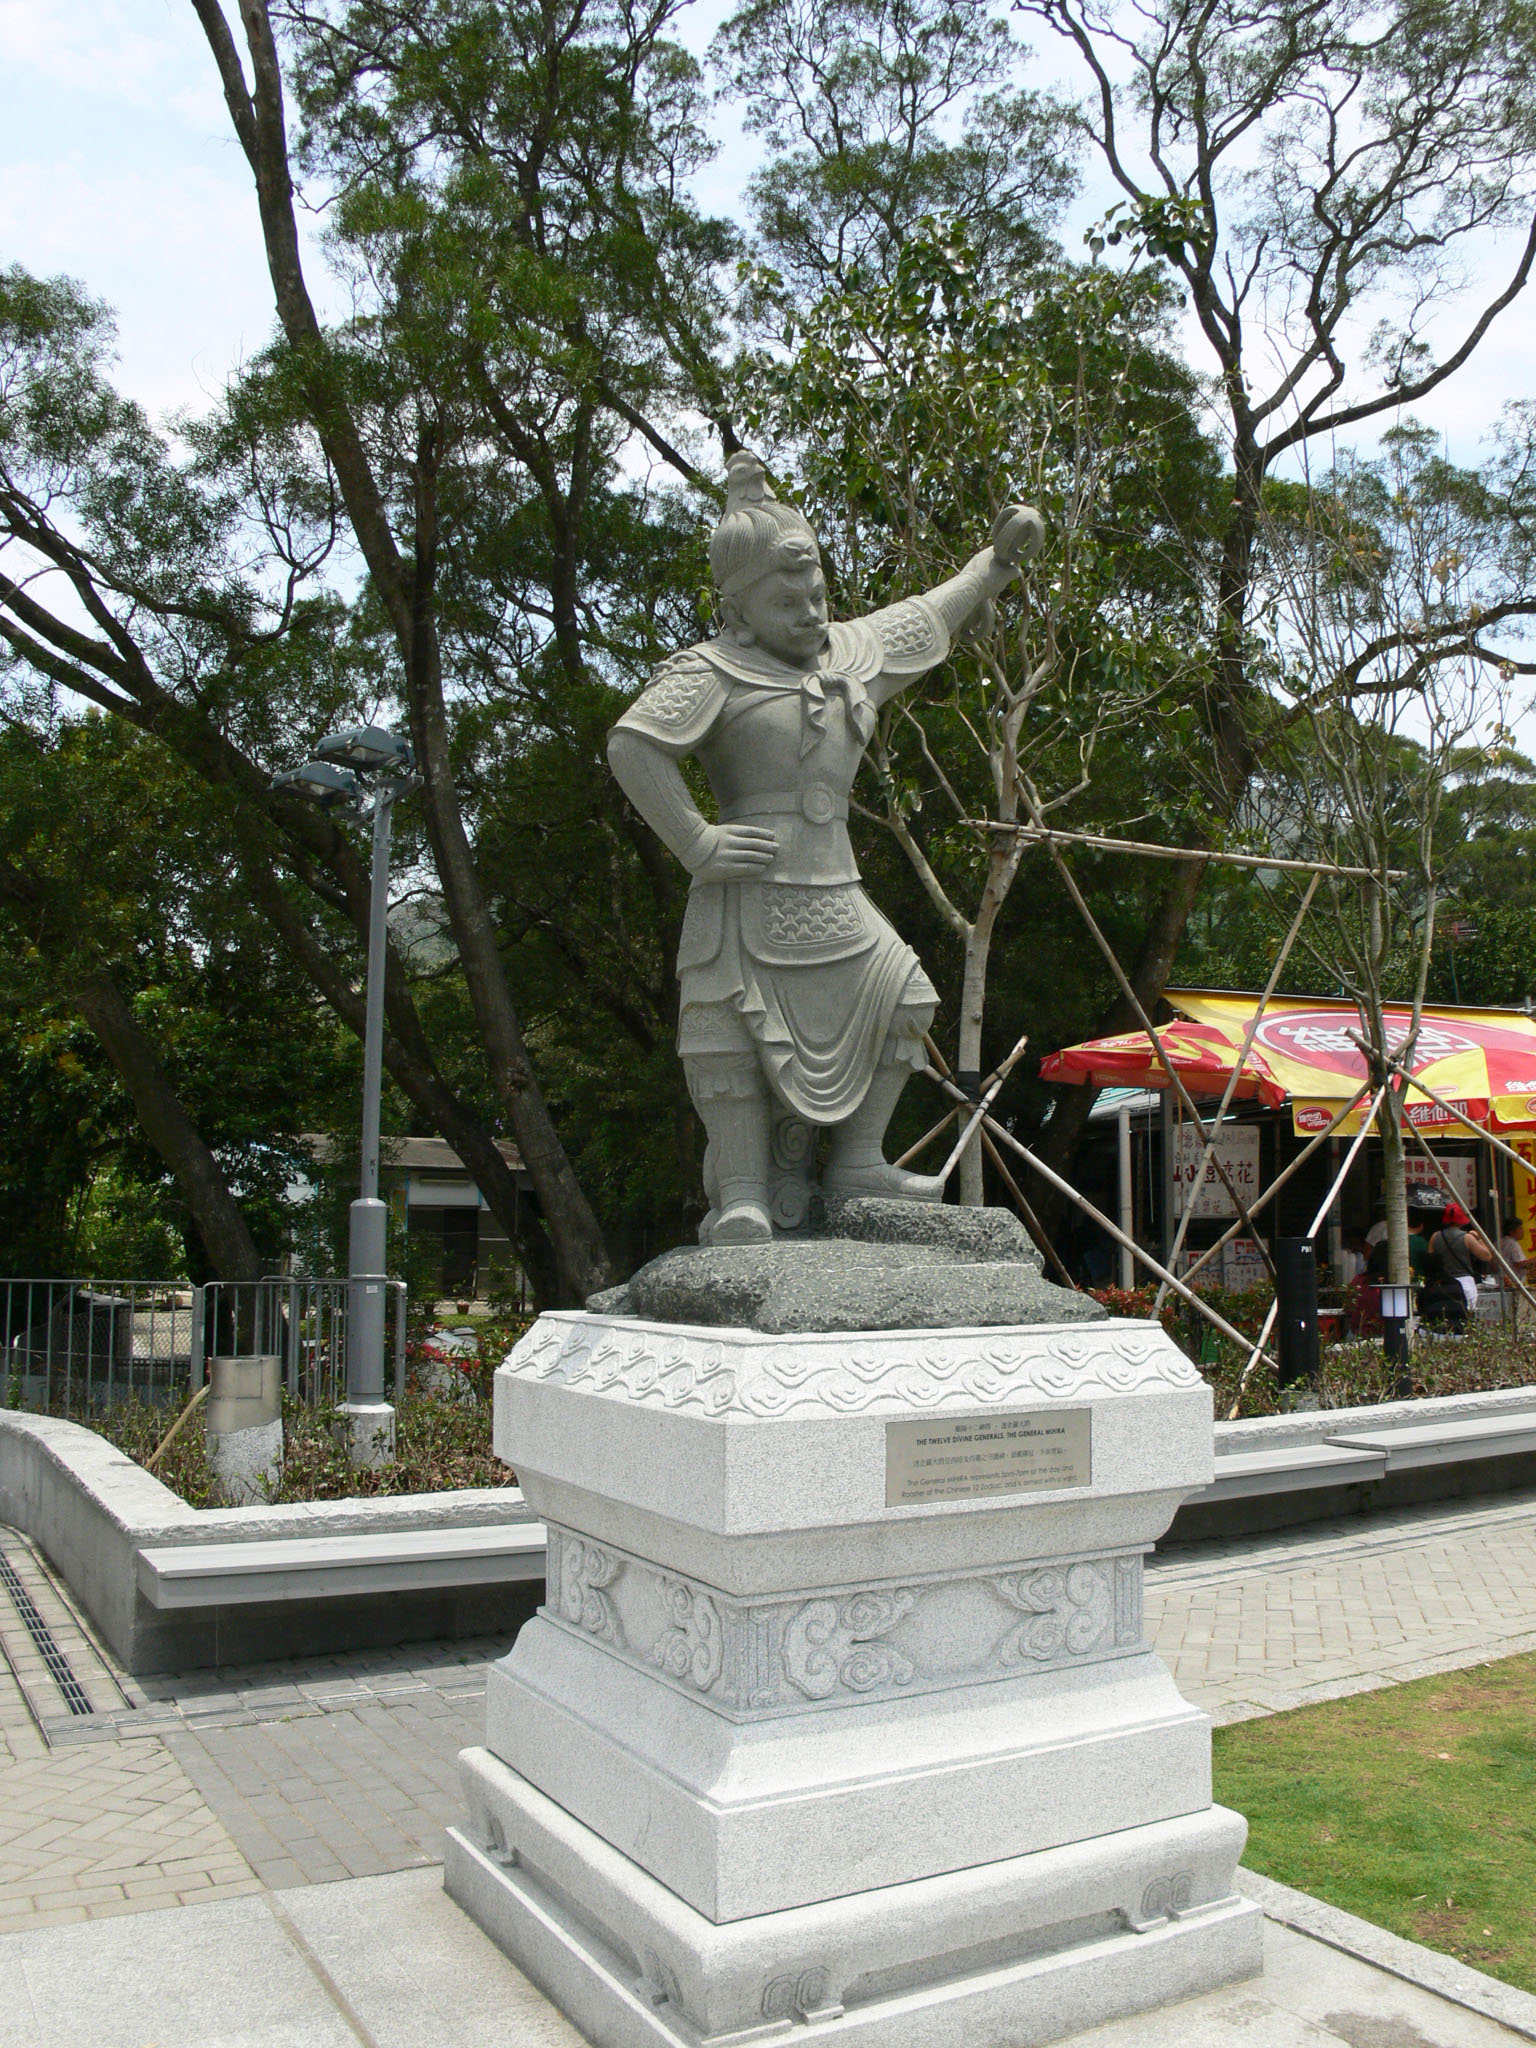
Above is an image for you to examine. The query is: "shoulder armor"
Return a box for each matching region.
[872,595,947,675]
[613,651,727,750]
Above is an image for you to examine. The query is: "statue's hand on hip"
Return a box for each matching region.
[685,823,779,882]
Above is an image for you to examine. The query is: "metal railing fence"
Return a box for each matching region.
[3,1276,407,1412]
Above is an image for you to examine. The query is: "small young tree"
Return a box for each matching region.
[1252,422,1535,1288]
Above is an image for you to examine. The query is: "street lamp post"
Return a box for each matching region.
[1380,1282,1413,1401]
[274,727,420,1467]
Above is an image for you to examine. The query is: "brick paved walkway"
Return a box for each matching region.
[0,1662,261,1933]
[3,1486,1536,1938]
[1147,1485,1536,1723]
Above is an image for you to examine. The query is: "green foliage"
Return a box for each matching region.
[713,0,1077,295]
[0,715,357,1276]
[76,1387,516,1505]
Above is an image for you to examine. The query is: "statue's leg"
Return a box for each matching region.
[823,998,943,1203]
[686,1052,773,1245]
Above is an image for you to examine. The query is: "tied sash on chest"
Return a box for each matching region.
[796,668,877,755]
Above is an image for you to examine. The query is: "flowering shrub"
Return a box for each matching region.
[1086,1277,1536,1416]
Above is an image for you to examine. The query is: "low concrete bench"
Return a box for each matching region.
[1189,1441,1388,1503]
[1172,1388,1536,1541]
[138,1520,549,1609]
[1327,1410,1536,1472]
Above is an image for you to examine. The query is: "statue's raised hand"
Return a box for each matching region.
[686,822,779,882]
[991,504,1045,570]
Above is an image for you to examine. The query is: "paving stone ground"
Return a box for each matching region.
[0,1661,263,1933]
[1147,1485,1536,1723]
[3,1485,1536,1941]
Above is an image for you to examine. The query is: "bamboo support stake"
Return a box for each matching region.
[146,1381,209,1473]
[984,820,1405,883]
[1018,784,1274,1268]
[978,1125,1080,1289]
[933,1033,1029,1183]
[895,1105,960,1168]
[1224,1084,1389,1417]
[1155,872,1321,1310]
[923,1067,1282,1372]
[1379,1055,1536,1180]
[1177,1082,1375,1286]
[920,1030,1074,1279]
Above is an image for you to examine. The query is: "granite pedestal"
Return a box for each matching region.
[445,1311,1262,2047]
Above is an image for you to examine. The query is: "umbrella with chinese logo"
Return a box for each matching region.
[1037,992,1536,1134]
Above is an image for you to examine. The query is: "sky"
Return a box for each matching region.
[2,0,1531,765]
[0,0,757,423]
[4,0,1528,454]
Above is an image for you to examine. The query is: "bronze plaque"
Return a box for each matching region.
[885,1409,1092,1506]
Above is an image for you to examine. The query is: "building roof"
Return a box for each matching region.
[300,1133,524,1174]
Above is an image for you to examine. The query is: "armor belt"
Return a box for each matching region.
[720,786,848,826]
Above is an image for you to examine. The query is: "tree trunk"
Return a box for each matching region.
[74,972,265,1282]
[1377,1081,1411,1289]
[954,843,1017,1206]
[194,0,615,1306]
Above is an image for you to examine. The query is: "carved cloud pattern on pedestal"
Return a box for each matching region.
[538,1521,1145,1720]
[507,1316,1200,1420]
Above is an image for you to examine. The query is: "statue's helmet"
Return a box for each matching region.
[710,452,819,600]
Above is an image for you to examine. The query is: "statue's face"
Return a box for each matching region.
[730,559,829,666]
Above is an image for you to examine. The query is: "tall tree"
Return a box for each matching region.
[1001,0,1536,1176]
[713,0,1078,294]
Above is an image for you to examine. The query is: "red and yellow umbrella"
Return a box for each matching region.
[1037,991,1536,1135]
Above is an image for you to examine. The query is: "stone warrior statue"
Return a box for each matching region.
[608,453,1043,1245]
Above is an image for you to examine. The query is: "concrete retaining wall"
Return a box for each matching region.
[8,1382,1535,1670]
[0,1411,541,1674]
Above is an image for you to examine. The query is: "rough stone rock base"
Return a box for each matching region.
[206,1418,283,1505]
[445,1756,1263,2048]
[335,1398,396,1469]
[592,1197,1103,1333]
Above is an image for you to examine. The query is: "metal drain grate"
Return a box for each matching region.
[0,1549,93,1715]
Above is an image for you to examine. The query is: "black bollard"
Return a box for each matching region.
[1274,1238,1320,1394]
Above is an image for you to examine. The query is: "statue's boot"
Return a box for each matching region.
[696,1091,773,1245]
[824,1060,943,1203]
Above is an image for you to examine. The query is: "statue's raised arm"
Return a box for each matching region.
[607,453,1042,1245]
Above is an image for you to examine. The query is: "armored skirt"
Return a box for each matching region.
[677,875,935,1124]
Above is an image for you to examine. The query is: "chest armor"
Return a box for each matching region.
[697,685,866,886]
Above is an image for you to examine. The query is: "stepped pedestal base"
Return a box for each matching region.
[447,1310,1263,2048]
[447,1752,1261,2048]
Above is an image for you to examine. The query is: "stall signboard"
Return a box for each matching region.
[1222,1237,1270,1289]
[1402,1154,1477,1215]
[1514,1139,1536,1262]
[1172,1123,1261,1219]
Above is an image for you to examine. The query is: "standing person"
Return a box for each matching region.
[1426,1201,1496,1320]
[608,452,1043,1244]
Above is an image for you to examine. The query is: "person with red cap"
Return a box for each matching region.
[1424,1200,1495,1324]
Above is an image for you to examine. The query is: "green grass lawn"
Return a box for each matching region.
[1213,1653,1536,1994]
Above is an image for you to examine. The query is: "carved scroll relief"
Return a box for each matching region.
[538,1522,1147,1720]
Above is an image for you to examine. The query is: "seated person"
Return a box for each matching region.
[1344,1238,1386,1336]
[1337,1230,1371,1286]
[1499,1228,1527,1287]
